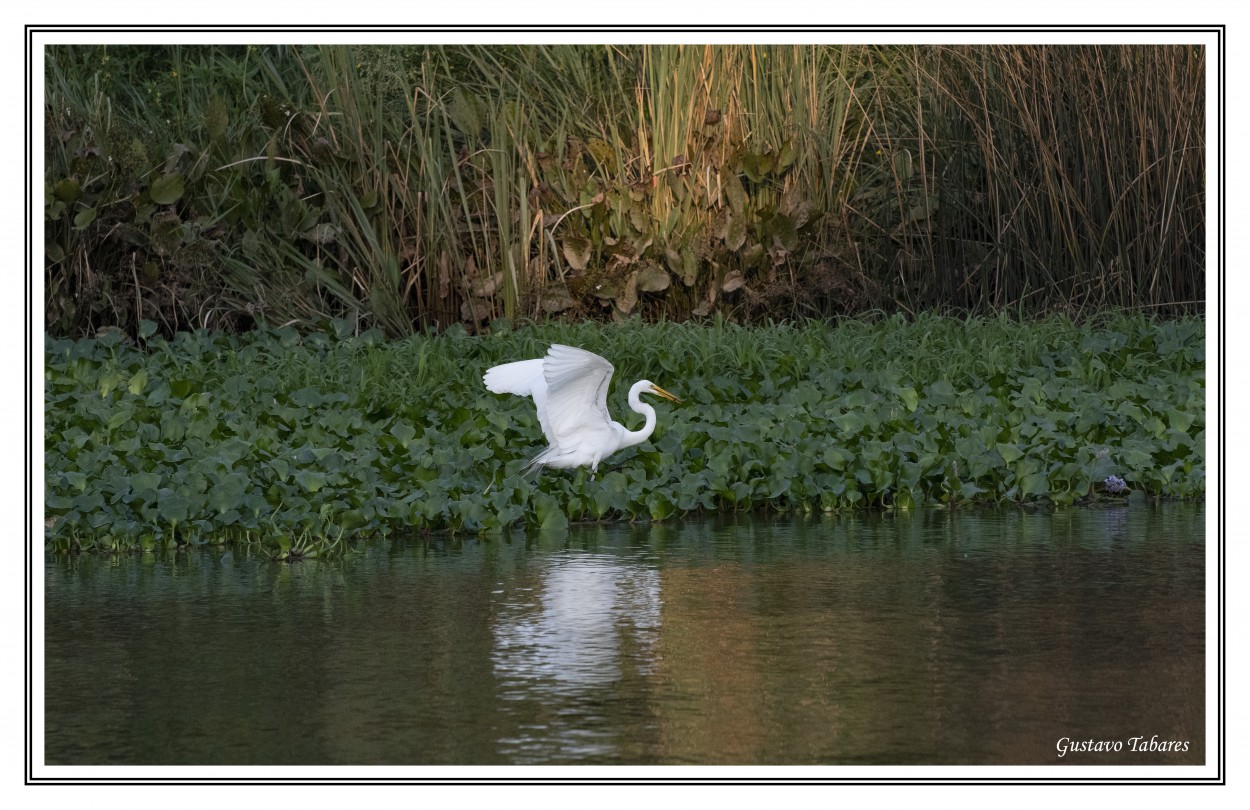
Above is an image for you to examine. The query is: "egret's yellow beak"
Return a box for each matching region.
[649,384,682,404]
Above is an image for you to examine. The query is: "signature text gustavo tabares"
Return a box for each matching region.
[1056,735,1190,758]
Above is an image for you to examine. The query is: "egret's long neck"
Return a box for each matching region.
[620,381,658,448]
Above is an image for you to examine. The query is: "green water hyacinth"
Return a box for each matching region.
[44,314,1205,557]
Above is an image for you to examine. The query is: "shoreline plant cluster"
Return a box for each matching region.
[45,44,1204,338]
[45,315,1205,558]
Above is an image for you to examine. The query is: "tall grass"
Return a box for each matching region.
[44,43,1205,338]
[912,45,1206,313]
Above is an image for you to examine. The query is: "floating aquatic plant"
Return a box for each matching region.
[44,314,1206,556]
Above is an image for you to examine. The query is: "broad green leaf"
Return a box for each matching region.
[996,443,1024,464]
[1167,408,1195,433]
[157,496,190,524]
[99,371,122,398]
[1117,401,1146,424]
[106,407,133,431]
[73,207,97,230]
[742,152,775,183]
[210,489,242,514]
[150,173,185,205]
[127,369,148,396]
[146,380,170,406]
[131,472,161,491]
[1018,472,1050,497]
[777,141,797,171]
[294,470,327,493]
[289,388,324,407]
[898,387,919,412]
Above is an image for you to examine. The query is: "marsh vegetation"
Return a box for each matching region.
[45,44,1203,337]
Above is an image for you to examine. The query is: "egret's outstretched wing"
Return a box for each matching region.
[482,358,554,444]
[541,344,615,445]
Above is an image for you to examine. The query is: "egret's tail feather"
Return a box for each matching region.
[521,448,549,476]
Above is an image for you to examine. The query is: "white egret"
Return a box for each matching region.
[483,344,682,475]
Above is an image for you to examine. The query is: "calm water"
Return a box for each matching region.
[44,505,1205,766]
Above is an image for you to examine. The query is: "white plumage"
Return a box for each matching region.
[483,344,681,474]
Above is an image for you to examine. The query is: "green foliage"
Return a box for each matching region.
[45,316,1205,556]
[44,44,1204,338]
[44,44,319,335]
